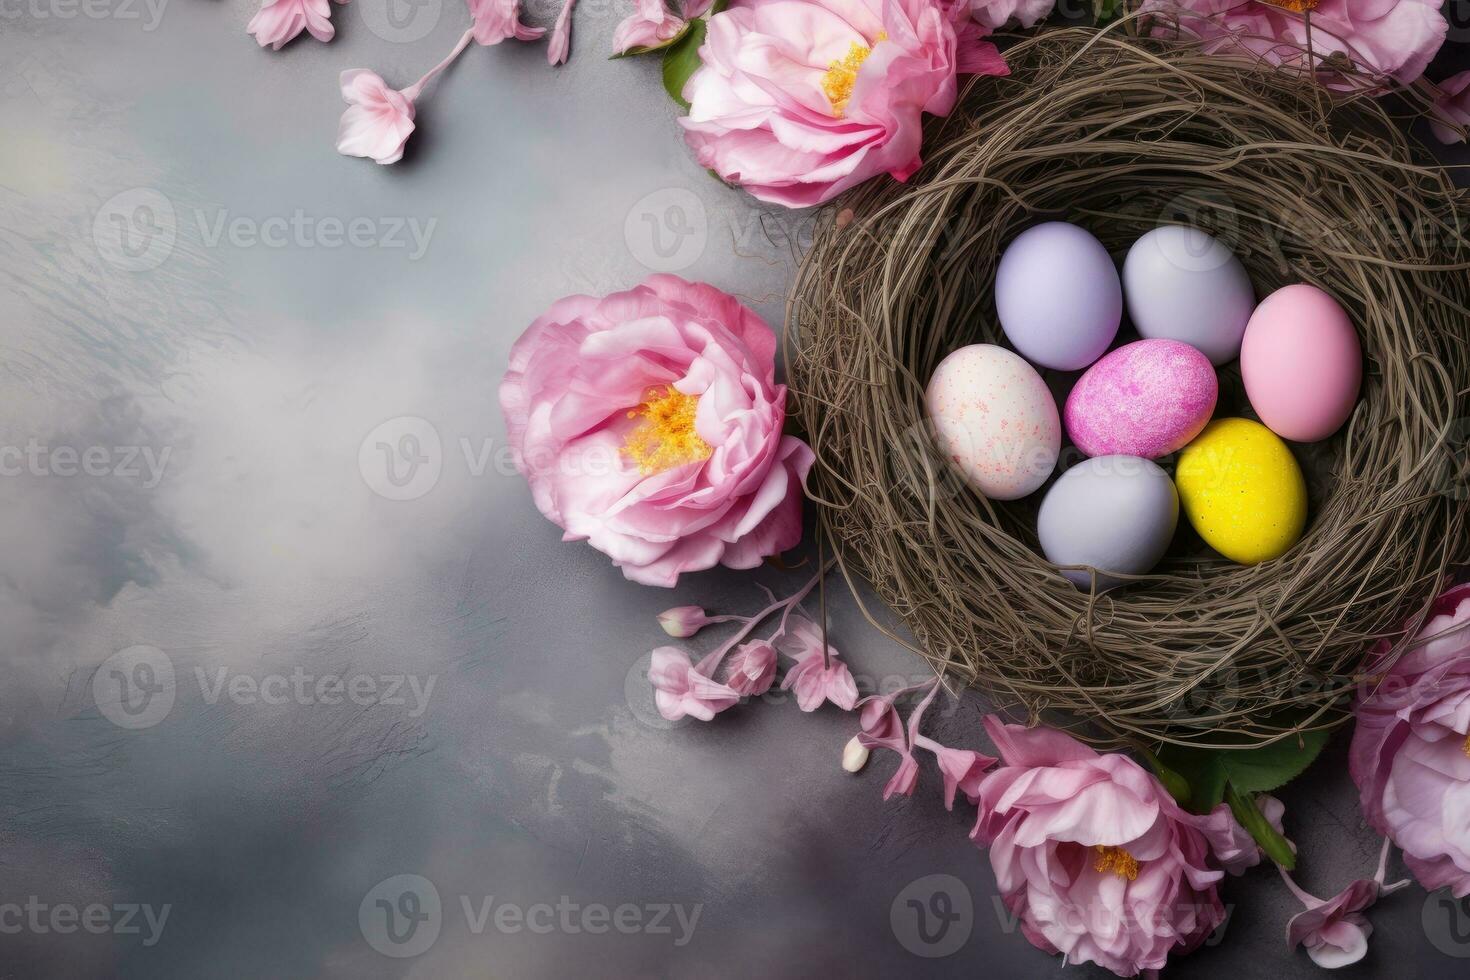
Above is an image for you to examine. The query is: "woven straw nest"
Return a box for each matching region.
[784,23,1470,748]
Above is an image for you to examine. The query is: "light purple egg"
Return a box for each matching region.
[995,222,1122,371]
[1038,455,1179,591]
[1065,340,1217,459]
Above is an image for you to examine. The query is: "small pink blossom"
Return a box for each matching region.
[775,616,858,712]
[336,71,417,166]
[548,0,577,64]
[247,0,346,50]
[1431,71,1470,144]
[612,0,688,55]
[469,0,545,44]
[658,605,714,638]
[962,0,1051,29]
[724,640,778,696]
[337,30,474,166]
[1192,793,1289,876]
[1280,838,1409,969]
[914,733,995,810]
[648,646,741,721]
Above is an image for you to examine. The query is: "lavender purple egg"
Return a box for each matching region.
[995,222,1122,371]
[1038,455,1179,590]
[1065,340,1218,459]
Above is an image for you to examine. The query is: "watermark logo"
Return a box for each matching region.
[624,188,707,273]
[1423,889,1470,958]
[94,188,176,272]
[92,645,176,730]
[358,0,440,42]
[359,416,444,501]
[889,874,973,958]
[360,874,443,959]
[0,439,171,487]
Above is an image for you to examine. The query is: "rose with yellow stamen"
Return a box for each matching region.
[678,0,1009,207]
[500,275,814,587]
[969,716,1258,976]
[1351,582,1470,899]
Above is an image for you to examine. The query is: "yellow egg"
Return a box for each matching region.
[1176,418,1307,565]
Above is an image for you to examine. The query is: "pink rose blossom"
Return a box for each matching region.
[970,717,1250,977]
[1141,0,1447,88]
[612,0,689,54]
[679,0,1008,208]
[724,639,778,696]
[648,646,741,720]
[963,0,1052,29]
[499,275,814,586]
[469,0,546,44]
[775,616,859,711]
[247,0,346,49]
[549,0,577,64]
[336,31,474,166]
[1279,837,1409,969]
[1350,581,1470,898]
[1431,71,1470,144]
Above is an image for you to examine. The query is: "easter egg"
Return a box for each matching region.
[1064,339,1218,459]
[1122,226,1256,365]
[925,344,1061,500]
[1241,284,1362,442]
[1176,418,1307,565]
[1038,455,1179,590]
[995,222,1122,371]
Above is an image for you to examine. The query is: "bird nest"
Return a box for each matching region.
[784,24,1470,748]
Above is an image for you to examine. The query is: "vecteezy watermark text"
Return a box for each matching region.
[0,439,170,487]
[0,897,170,947]
[0,0,167,30]
[359,875,702,959]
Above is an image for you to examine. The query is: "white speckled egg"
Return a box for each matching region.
[925,344,1061,500]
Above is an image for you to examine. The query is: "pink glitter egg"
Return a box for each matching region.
[1065,340,1218,459]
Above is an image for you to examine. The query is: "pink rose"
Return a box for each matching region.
[500,276,814,587]
[970,717,1247,977]
[679,0,1007,208]
[1350,582,1470,898]
[1142,0,1447,88]
[1431,70,1470,145]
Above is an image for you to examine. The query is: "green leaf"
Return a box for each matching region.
[1226,784,1296,870]
[1092,0,1123,24]
[661,19,707,110]
[1153,727,1332,814]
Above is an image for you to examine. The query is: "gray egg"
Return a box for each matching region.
[1037,455,1178,591]
[1122,225,1256,366]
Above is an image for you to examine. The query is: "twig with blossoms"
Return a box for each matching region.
[336,29,476,165]
[649,562,873,722]
[1278,836,1410,969]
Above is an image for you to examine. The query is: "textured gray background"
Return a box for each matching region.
[1,3,1469,977]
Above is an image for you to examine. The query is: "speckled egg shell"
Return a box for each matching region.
[925,344,1061,501]
[1176,418,1307,565]
[1065,339,1218,460]
[1038,455,1179,591]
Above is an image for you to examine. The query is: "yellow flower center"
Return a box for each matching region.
[822,33,885,118]
[1463,730,1470,759]
[1094,845,1140,881]
[1255,0,1318,12]
[622,386,711,475]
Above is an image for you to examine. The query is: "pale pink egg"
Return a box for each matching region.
[1065,340,1217,459]
[925,344,1061,500]
[1241,284,1362,442]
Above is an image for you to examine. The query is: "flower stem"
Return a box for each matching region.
[404,28,475,101]
[695,560,835,675]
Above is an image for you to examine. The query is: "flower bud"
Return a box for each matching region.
[842,735,870,773]
[657,606,711,638]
